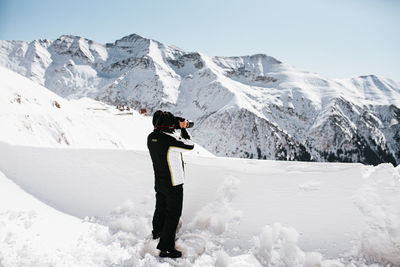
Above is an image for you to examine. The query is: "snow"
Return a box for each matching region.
[1,35,400,266]
[1,34,399,164]
[0,170,131,267]
[0,141,400,266]
[148,39,181,104]
[0,65,212,156]
[354,164,400,265]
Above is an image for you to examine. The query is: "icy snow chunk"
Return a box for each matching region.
[257,224,281,261]
[108,216,149,237]
[176,234,207,258]
[93,199,153,249]
[304,252,323,267]
[190,176,242,234]
[279,227,306,266]
[255,223,309,266]
[140,238,159,257]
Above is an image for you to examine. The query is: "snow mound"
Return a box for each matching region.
[1,143,400,266]
[190,176,242,234]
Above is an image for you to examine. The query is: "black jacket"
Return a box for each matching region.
[147,129,194,187]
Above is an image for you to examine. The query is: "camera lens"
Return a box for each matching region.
[187,121,194,128]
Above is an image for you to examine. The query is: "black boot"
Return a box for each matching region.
[159,249,182,258]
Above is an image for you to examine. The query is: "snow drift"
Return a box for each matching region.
[0,142,399,266]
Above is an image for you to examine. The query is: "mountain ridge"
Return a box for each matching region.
[1,33,399,165]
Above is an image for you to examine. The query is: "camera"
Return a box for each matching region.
[187,120,194,128]
[174,116,194,129]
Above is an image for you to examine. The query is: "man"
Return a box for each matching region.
[147,110,194,258]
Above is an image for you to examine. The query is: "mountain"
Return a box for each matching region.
[0,65,212,156]
[1,34,399,165]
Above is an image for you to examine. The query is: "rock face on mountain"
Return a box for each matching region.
[1,34,399,165]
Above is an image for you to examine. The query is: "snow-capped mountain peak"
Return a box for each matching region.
[0,33,399,165]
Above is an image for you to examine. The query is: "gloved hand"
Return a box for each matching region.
[180,128,191,140]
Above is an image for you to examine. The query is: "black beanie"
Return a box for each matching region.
[152,110,163,126]
[153,110,175,131]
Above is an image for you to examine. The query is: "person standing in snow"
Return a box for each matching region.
[147,110,194,258]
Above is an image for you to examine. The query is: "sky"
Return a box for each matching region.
[0,0,399,81]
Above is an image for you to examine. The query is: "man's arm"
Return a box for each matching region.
[180,128,192,140]
[165,131,194,150]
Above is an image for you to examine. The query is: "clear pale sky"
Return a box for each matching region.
[0,0,399,81]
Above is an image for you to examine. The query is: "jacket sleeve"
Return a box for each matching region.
[180,128,192,140]
[165,131,195,151]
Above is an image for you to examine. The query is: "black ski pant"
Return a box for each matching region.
[152,181,183,251]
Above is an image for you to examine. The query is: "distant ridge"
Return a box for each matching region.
[1,33,399,165]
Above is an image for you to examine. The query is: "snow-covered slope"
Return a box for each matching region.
[0,142,399,266]
[0,66,212,156]
[1,34,399,165]
[0,169,132,266]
